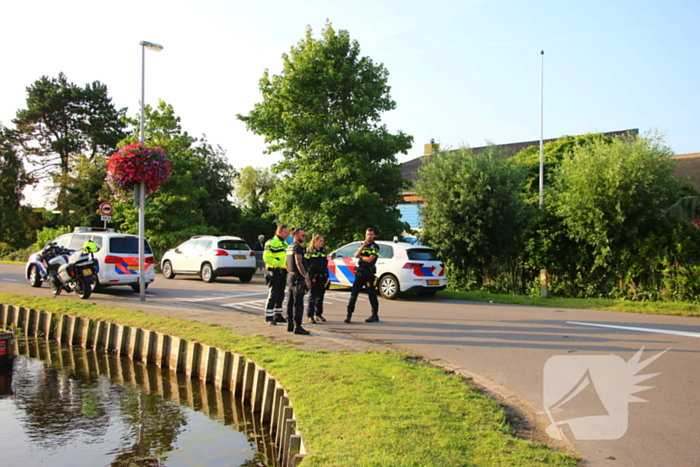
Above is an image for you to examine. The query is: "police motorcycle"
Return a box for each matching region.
[33,241,100,299]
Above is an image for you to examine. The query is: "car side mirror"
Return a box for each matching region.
[174,248,181,254]
[330,252,336,259]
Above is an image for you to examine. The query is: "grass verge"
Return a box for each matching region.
[0,292,578,467]
[438,290,700,318]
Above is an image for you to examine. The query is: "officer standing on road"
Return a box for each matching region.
[263,224,289,325]
[285,228,311,335]
[345,228,380,323]
[305,234,328,324]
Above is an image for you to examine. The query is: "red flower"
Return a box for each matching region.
[106,142,171,198]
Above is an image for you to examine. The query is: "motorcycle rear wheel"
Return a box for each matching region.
[74,277,92,299]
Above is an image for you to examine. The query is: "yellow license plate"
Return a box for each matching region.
[234,255,246,259]
[427,279,439,285]
[83,268,92,275]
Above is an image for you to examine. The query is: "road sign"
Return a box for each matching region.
[99,202,113,216]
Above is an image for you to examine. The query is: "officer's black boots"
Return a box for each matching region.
[266,317,276,326]
[274,314,287,323]
[294,325,310,335]
[365,311,379,323]
[308,316,317,324]
[287,321,294,332]
[344,311,352,323]
[316,315,326,322]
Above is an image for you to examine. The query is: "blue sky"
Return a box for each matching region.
[2,0,698,205]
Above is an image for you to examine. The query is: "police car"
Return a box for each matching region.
[25,227,156,292]
[328,240,447,299]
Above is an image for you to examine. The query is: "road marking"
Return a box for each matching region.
[184,292,268,303]
[2,279,18,282]
[218,292,360,311]
[567,321,700,338]
[223,300,268,311]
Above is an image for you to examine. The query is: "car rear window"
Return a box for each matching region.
[218,240,249,251]
[407,248,439,261]
[109,237,153,254]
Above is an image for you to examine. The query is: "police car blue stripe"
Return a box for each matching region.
[336,264,357,284]
[418,266,434,276]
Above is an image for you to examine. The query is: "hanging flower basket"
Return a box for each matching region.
[106,142,171,198]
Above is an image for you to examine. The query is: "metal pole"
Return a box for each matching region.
[139,43,146,302]
[539,50,544,208]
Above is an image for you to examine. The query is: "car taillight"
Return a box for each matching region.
[0,340,6,356]
[145,256,155,264]
[249,251,256,256]
[104,255,123,264]
[213,249,229,256]
[403,262,423,269]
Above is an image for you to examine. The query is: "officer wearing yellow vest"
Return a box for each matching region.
[263,224,289,325]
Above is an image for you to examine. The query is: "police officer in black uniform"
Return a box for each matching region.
[285,228,311,335]
[305,233,329,323]
[345,228,380,323]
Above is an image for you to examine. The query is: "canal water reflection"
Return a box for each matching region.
[0,338,276,466]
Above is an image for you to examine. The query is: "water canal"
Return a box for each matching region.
[0,338,276,466]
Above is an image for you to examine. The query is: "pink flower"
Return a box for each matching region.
[106,142,171,198]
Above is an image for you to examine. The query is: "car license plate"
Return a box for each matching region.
[234,255,246,259]
[83,268,92,275]
[427,279,439,286]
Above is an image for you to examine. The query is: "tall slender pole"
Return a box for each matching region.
[136,41,163,302]
[539,50,545,208]
[138,44,146,302]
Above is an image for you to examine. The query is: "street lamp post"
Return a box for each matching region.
[138,40,163,302]
[539,50,544,208]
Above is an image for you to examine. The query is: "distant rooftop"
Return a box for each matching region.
[401,128,640,184]
[671,152,700,192]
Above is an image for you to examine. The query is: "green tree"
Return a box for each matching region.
[114,101,240,254]
[415,146,528,290]
[550,134,681,270]
[233,166,276,208]
[0,128,35,248]
[13,73,126,214]
[237,202,277,246]
[52,153,112,227]
[237,22,412,248]
[511,132,623,206]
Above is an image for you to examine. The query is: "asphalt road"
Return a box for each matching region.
[2,263,699,467]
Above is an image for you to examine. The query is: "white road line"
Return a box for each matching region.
[184,292,267,303]
[223,300,268,311]
[567,321,700,338]
[2,279,18,282]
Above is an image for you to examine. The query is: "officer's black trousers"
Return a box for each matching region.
[347,270,378,314]
[286,275,306,325]
[308,275,327,318]
[265,269,287,317]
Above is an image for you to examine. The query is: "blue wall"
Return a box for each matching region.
[397,203,422,229]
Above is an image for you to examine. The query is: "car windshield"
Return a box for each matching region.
[110,237,153,254]
[218,240,249,250]
[407,248,439,261]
